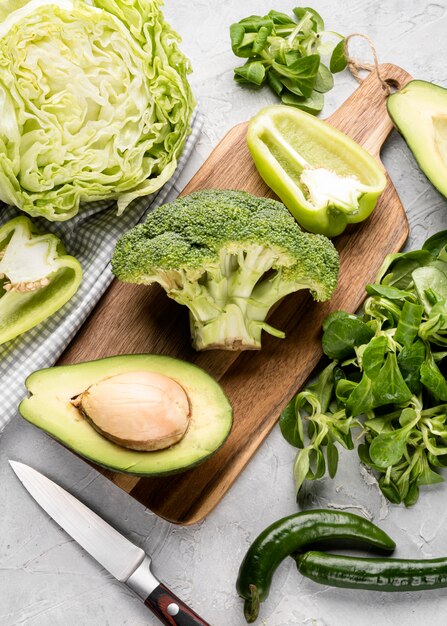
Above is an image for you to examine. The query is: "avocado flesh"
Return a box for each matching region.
[387,80,447,198]
[19,354,233,476]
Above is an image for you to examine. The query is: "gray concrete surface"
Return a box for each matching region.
[2,1,447,624]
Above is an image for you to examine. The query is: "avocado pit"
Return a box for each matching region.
[72,371,191,452]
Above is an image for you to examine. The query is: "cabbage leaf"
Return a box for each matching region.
[0,0,195,220]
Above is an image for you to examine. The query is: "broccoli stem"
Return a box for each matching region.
[189,292,289,350]
[175,247,294,350]
[191,303,264,351]
[152,245,315,350]
[228,245,280,298]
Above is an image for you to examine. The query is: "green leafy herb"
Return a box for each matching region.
[280,89,324,114]
[369,430,409,468]
[314,64,334,93]
[230,7,344,114]
[394,302,424,347]
[280,361,356,495]
[330,39,348,73]
[234,61,266,86]
[322,314,374,360]
[281,231,447,506]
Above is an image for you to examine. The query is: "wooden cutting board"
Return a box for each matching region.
[59,63,412,525]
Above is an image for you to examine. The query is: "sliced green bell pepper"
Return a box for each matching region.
[0,216,82,345]
[247,105,387,237]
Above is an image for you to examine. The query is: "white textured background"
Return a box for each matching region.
[2,1,447,625]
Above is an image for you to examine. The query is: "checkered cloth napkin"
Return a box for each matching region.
[0,111,203,431]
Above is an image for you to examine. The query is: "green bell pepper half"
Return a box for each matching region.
[0,216,82,345]
[247,105,387,237]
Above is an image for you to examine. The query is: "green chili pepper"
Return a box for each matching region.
[236,510,395,623]
[296,550,447,591]
[247,105,387,237]
[0,216,82,344]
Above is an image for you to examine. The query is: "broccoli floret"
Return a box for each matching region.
[112,189,339,350]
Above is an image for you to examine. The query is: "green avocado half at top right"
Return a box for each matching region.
[387,80,447,198]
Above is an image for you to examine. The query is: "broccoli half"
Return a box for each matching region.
[112,189,339,351]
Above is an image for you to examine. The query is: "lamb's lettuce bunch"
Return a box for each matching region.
[0,0,195,220]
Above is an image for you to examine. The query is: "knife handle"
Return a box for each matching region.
[144,584,211,626]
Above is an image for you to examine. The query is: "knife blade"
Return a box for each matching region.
[9,461,211,626]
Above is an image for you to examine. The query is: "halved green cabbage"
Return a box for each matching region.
[0,0,195,220]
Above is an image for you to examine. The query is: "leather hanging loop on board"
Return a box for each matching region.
[344,33,392,95]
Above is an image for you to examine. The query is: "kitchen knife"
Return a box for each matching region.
[9,461,211,626]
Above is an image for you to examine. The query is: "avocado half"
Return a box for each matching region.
[387,80,447,198]
[19,354,233,476]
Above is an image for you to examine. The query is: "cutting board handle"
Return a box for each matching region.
[326,63,413,158]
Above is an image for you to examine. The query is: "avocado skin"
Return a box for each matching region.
[19,354,233,477]
[387,79,447,199]
[34,430,228,478]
